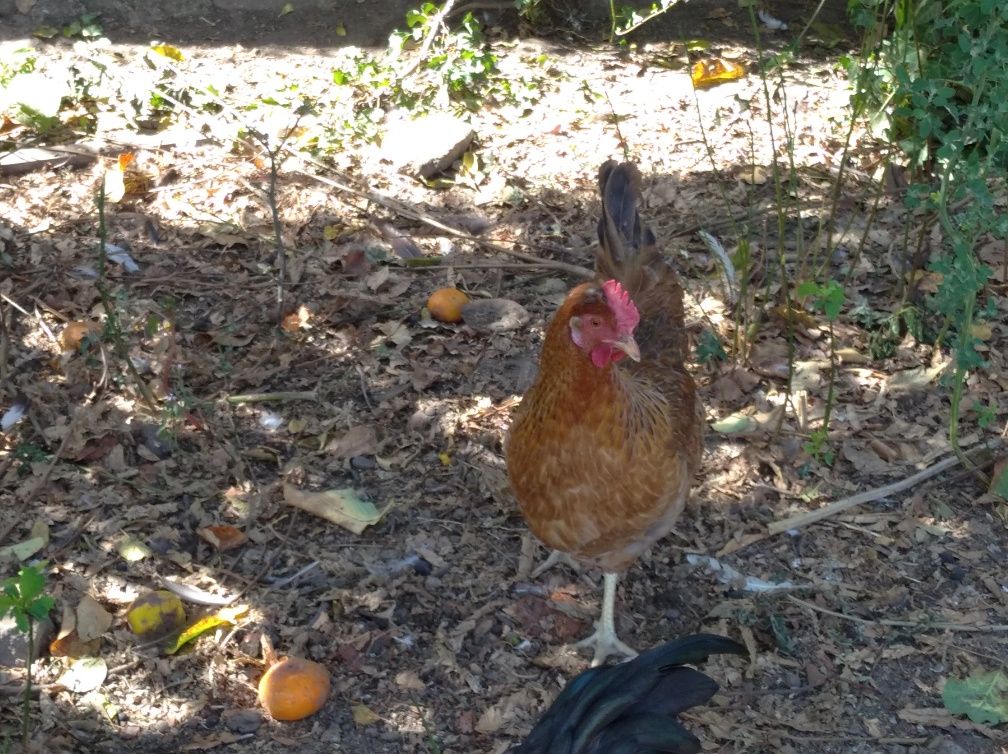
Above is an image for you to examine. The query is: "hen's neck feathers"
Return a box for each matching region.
[533,285,615,399]
[534,283,660,416]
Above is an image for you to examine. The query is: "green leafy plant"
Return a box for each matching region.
[943,671,1008,725]
[847,0,1007,465]
[0,47,36,87]
[973,402,997,430]
[696,329,727,364]
[515,0,549,25]
[796,280,845,464]
[397,6,498,104]
[62,13,104,39]
[323,3,546,150]
[13,442,48,476]
[1,564,55,746]
[609,0,680,42]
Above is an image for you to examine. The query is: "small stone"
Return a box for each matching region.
[222,708,262,734]
[0,614,54,667]
[381,112,476,178]
[461,298,530,333]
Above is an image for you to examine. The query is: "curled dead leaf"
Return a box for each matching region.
[76,595,113,642]
[283,483,387,534]
[460,298,530,333]
[325,424,378,459]
[57,656,107,694]
[197,524,248,551]
[352,703,382,726]
[50,604,100,658]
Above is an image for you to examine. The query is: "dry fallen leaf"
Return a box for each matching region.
[57,657,107,694]
[883,361,949,393]
[283,484,387,535]
[325,424,378,459]
[115,534,152,562]
[76,595,113,642]
[352,703,382,726]
[180,733,245,751]
[197,524,248,551]
[394,670,425,691]
[0,520,49,561]
[50,603,100,658]
[460,298,530,333]
[281,305,312,332]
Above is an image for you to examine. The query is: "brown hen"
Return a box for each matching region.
[506,161,702,665]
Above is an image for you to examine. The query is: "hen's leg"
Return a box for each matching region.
[574,572,637,666]
[531,549,581,579]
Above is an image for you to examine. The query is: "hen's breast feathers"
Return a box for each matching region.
[507,346,699,571]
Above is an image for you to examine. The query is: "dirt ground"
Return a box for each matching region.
[1,1,1007,753]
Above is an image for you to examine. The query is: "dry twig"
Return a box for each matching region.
[788,595,1008,633]
[769,439,1001,534]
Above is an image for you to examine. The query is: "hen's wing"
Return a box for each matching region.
[514,634,745,754]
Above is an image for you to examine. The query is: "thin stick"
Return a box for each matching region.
[788,595,1008,633]
[305,170,594,279]
[226,390,317,404]
[265,560,319,590]
[768,440,1000,534]
[403,261,571,271]
[0,299,7,384]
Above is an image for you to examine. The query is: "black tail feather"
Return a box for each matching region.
[514,634,744,754]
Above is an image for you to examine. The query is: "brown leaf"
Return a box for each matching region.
[455,709,475,734]
[281,305,311,332]
[351,703,381,726]
[338,246,371,276]
[49,628,100,658]
[180,732,244,751]
[326,424,378,459]
[50,603,100,658]
[70,433,119,463]
[840,440,892,476]
[197,524,248,551]
[210,331,254,347]
[76,595,113,642]
[394,670,425,690]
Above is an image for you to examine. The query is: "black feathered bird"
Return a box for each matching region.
[514,634,744,754]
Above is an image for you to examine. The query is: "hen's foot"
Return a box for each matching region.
[574,571,635,666]
[574,624,638,667]
[531,549,582,579]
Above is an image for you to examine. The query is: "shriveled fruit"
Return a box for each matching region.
[126,590,186,639]
[426,287,469,323]
[60,321,99,352]
[258,657,331,721]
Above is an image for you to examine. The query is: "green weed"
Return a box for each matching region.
[1,564,54,747]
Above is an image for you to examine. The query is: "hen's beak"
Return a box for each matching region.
[610,333,641,361]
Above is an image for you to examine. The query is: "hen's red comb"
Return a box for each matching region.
[602,279,640,334]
